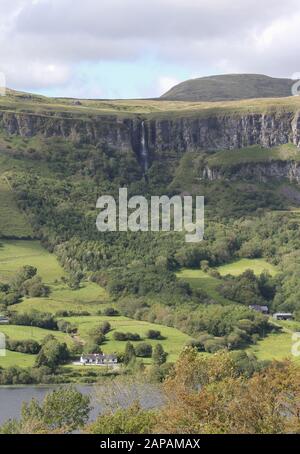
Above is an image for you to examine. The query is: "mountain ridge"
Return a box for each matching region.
[161,74,295,102]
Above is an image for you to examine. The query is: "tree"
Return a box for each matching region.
[35,338,69,369]
[88,326,106,345]
[22,276,50,298]
[1,387,91,434]
[135,343,152,358]
[147,330,162,340]
[152,344,167,365]
[100,321,111,335]
[123,342,136,366]
[86,403,156,434]
[155,349,300,434]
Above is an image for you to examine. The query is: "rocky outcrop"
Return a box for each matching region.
[203,161,300,183]
[147,112,300,153]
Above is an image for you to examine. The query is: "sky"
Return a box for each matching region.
[1,0,300,99]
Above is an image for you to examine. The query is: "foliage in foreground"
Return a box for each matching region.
[1,350,300,434]
[155,349,300,434]
[0,387,91,434]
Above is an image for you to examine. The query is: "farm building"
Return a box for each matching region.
[80,353,118,366]
[249,305,269,314]
[273,313,294,321]
[0,315,9,325]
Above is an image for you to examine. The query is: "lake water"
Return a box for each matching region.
[0,383,163,425]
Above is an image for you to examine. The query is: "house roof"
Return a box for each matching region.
[273,312,293,316]
[249,305,268,311]
[81,353,117,360]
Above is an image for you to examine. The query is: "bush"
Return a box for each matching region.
[10,311,57,330]
[7,339,41,354]
[57,319,77,334]
[203,338,227,353]
[102,307,119,316]
[152,344,167,365]
[135,343,153,357]
[113,332,141,341]
[99,321,111,335]
[88,327,106,345]
[146,330,162,340]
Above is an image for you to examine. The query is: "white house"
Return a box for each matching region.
[0,315,9,325]
[80,353,118,366]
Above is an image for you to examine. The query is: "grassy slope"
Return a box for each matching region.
[0,240,190,368]
[177,269,233,305]
[0,350,35,368]
[1,88,300,120]
[0,240,64,284]
[0,325,72,346]
[247,320,300,364]
[0,177,33,239]
[13,283,109,315]
[177,258,277,304]
[63,315,191,364]
[217,258,277,276]
[161,74,293,102]
[207,144,300,168]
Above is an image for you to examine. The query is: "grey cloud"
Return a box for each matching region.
[0,0,300,92]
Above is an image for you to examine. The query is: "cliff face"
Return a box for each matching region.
[147,112,300,153]
[1,110,300,165]
[203,161,300,183]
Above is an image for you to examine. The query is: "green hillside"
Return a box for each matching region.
[161,74,294,102]
[207,144,300,168]
[0,177,33,239]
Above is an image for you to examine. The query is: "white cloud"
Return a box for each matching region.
[158,76,181,95]
[0,0,300,94]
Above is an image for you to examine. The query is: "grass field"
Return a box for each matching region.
[0,177,33,239]
[12,282,109,315]
[177,258,277,304]
[207,144,300,168]
[177,269,234,304]
[0,316,192,368]
[63,315,192,364]
[0,240,65,284]
[217,258,277,276]
[247,330,300,364]
[0,239,190,368]
[0,325,72,346]
[1,88,300,120]
[0,350,36,368]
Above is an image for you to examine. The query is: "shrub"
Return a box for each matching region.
[146,330,162,340]
[135,343,153,358]
[113,332,141,341]
[102,307,119,316]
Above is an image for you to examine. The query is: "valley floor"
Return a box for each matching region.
[0,239,191,371]
[0,239,298,376]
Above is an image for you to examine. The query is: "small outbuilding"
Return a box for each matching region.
[273,312,294,321]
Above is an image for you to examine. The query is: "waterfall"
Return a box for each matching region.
[140,121,148,172]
